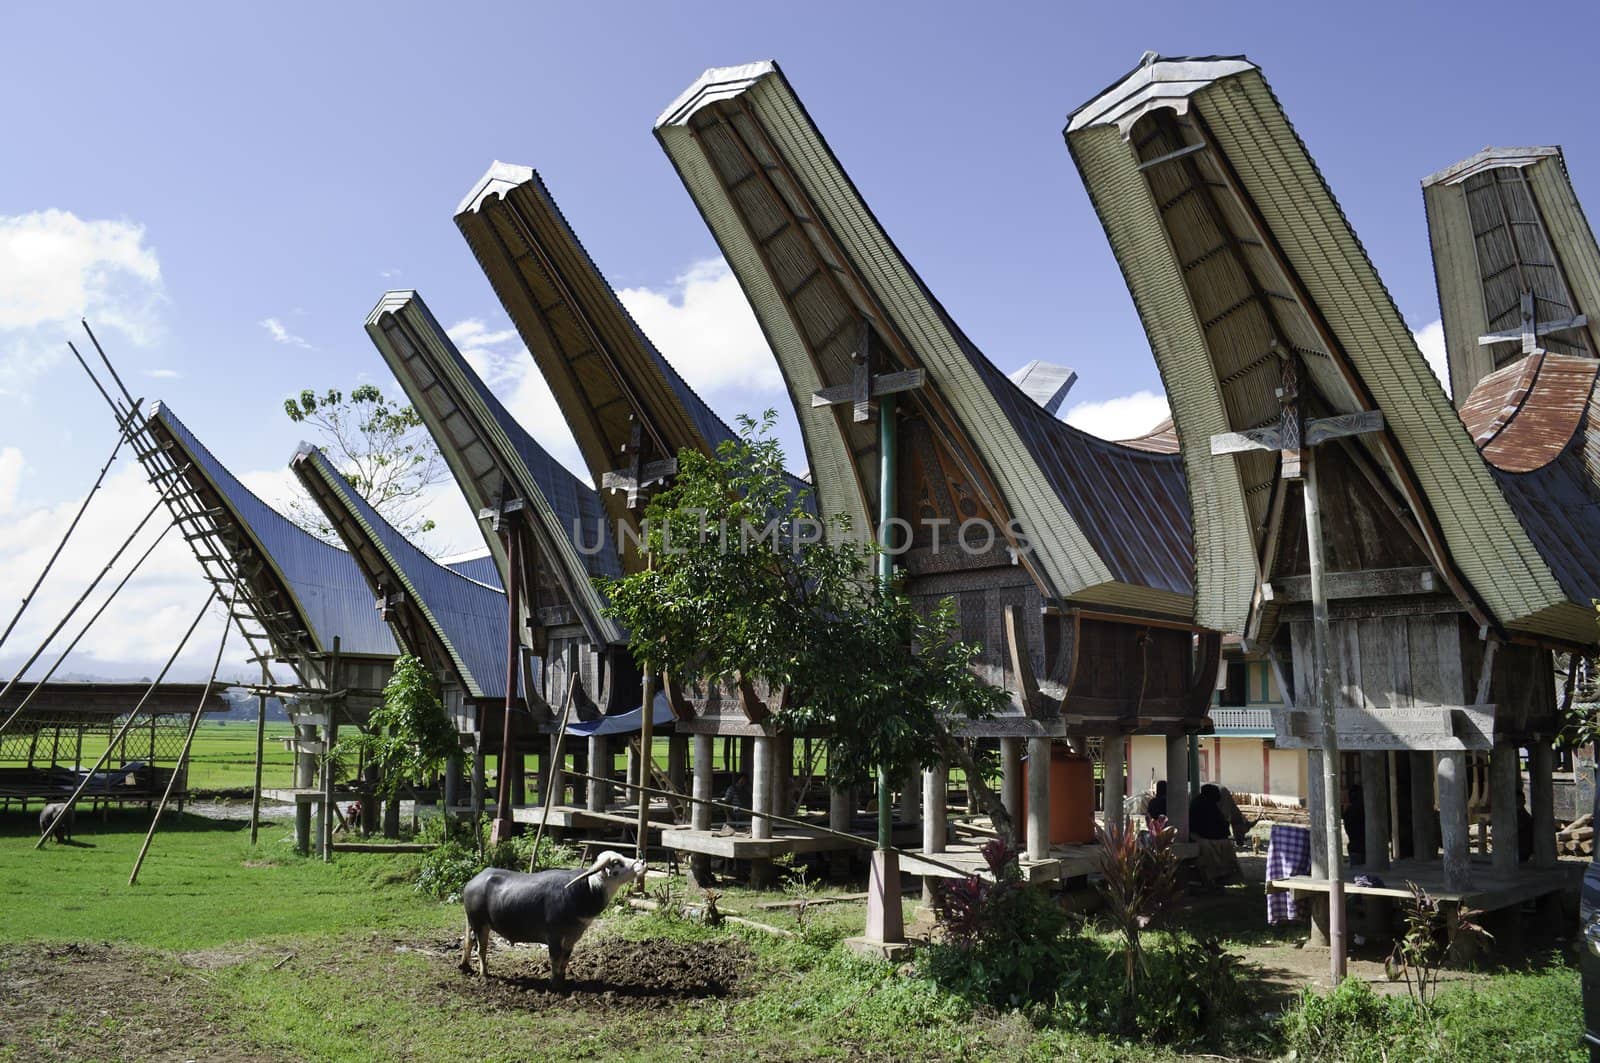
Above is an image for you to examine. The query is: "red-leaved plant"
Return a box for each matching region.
[1096,814,1182,995]
[931,837,1019,947]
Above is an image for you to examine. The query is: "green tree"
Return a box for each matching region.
[283,385,447,546]
[332,653,459,800]
[600,412,1014,835]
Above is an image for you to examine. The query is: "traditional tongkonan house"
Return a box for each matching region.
[653,61,1222,884]
[134,403,398,853]
[290,442,524,829]
[363,291,631,835]
[454,163,842,878]
[1065,55,1593,937]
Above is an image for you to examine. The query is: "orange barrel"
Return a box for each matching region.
[1019,743,1097,845]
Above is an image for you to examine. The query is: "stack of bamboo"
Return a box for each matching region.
[1559,814,1593,857]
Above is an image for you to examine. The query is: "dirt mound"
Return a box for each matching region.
[442,936,752,1012]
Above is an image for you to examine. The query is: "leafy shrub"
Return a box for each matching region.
[1095,814,1181,995]
[413,818,577,902]
[1129,932,1249,1044]
[924,838,1072,1008]
[1281,977,1424,1062]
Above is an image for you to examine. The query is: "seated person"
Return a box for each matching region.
[1190,784,1242,885]
[1145,780,1168,825]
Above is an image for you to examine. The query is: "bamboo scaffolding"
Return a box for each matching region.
[129,589,236,884]
[35,589,219,847]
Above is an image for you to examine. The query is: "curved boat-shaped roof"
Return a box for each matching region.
[1423,146,1600,401]
[365,290,623,646]
[292,444,511,701]
[656,61,1196,616]
[1121,418,1180,454]
[148,403,397,659]
[443,552,503,588]
[1067,54,1583,643]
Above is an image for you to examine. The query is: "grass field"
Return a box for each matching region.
[0,807,1585,1062]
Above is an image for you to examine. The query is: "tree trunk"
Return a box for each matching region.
[933,726,1012,840]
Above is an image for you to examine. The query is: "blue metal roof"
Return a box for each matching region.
[150,403,397,658]
[293,445,511,700]
[444,553,503,589]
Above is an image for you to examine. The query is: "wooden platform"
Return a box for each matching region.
[1269,856,1581,911]
[661,822,922,860]
[901,839,1201,884]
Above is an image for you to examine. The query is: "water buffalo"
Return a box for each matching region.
[39,802,74,843]
[460,850,646,987]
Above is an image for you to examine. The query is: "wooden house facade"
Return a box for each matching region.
[654,61,1222,861]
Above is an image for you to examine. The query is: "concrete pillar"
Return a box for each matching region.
[1490,740,1520,874]
[626,742,640,794]
[1103,734,1126,829]
[775,735,794,816]
[1437,749,1471,891]
[923,764,948,854]
[1532,741,1557,868]
[1026,737,1051,860]
[443,754,462,811]
[751,735,774,841]
[1409,751,1435,859]
[1000,738,1024,845]
[1360,751,1390,870]
[689,733,714,887]
[587,735,609,812]
[668,734,689,798]
[1307,749,1328,877]
[829,785,853,832]
[1165,733,1190,841]
[294,723,317,787]
[899,769,921,831]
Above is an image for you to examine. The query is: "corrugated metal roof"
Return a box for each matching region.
[365,291,623,647]
[1067,54,1583,642]
[1120,418,1181,454]
[149,403,397,658]
[443,553,503,588]
[656,61,1196,616]
[292,445,511,700]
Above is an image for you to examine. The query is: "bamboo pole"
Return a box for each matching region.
[490,526,523,845]
[0,414,140,653]
[1303,448,1347,983]
[35,589,218,847]
[0,479,183,718]
[323,637,340,862]
[0,521,176,738]
[129,591,236,884]
[529,673,579,871]
[250,660,268,846]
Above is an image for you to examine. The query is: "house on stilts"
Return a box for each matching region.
[653,61,1223,882]
[1065,55,1592,928]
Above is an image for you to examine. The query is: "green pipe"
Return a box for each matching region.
[877,391,897,852]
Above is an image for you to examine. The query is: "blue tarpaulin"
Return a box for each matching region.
[565,694,675,737]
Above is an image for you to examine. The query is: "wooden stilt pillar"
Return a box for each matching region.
[509,750,526,807]
[1532,741,1557,869]
[444,754,462,813]
[1437,749,1471,891]
[586,735,608,811]
[774,735,794,817]
[1165,733,1190,841]
[1307,749,1328,877]
[829,783,854,883]
[1361,751,1390,870]
[1409,751,1435,859]
[1027,738,1051,860]
[1000,738,1024,846]
[1490,740,1520,874]
[471,743,486,824]
[668,734,688,799]
[898,768,921,831]
[546,736,564,809]
[1103,734,1126,828]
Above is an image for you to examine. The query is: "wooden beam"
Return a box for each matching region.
[1266,566,1439,603]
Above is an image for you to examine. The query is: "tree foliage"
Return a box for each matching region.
[600,412,1009,810]
[283,384,447,546]
[332,654,460,799]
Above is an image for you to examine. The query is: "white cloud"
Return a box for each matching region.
[259,317,312,349]
[446,316,587,480]
[0,447,21,513]
[143,367,181,379]
[380,268,401,279]
[618,258,782,395]
[0,210,164,395]
[1414,319,1450,395]
[1063,389,1171,441]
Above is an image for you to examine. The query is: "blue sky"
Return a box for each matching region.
[2,0,1598,678]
